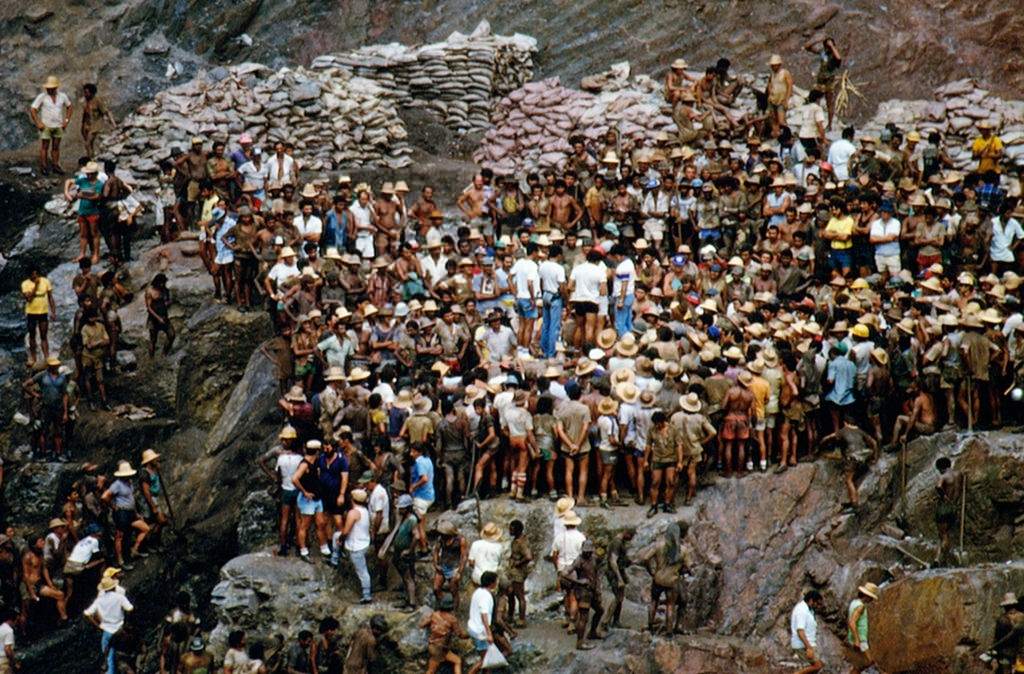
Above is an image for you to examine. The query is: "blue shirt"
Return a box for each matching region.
[324,209,348,249]
[825,356,857,406]
[411,455,435,502]
[75,176,105,216]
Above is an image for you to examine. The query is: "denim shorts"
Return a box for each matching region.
[473,637,490,652]
[297,492,323,516]
[516,298,538,319]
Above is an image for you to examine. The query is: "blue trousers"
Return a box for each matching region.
[541,293,563,358]
[102,631,116,674]
[614,294,635,336]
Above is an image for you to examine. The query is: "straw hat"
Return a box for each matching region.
[351,488,368,504]
[919,277,943,293]
[347,367,370,382]
[896,318,916,335]
[561,510,582,526]
[392,390,414,410]
[324,366,347,382]
[83,161,100,174]
[299,184,318,199]
[724,346,744,362]
[768,54,783,65]
[671,58,688,70]
[615,334,640,356]
[481,522,501,541]
[48,517,66,530]
[699,299,719,314]
[278,246,297,259]
[575,358,597,377]
[680,392,702,413]
[279,425,298,440]
[431,361,451,377]
[761,348,779,367]
[610,368,635,386]
[597,328,618,350]
[858,582,880,600]
[615,382,640,404]
[598,393,618,413]
[601,151,620,164]
[1002,592,1020,607]
[394,180,410,193]
[588,347,606,361]
[737,371,754,387]
[43,75,60,89]
[114,461,137,478]
[870,348,889,366]
[140,449,161,465]
[543,365,562,379]
[979,308,1003,325]
[285,385,307,403]
[747,358,765,374]
[555,496,576,516]
[98,577,119,592]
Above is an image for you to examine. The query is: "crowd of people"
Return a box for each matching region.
[12,36,1024,674]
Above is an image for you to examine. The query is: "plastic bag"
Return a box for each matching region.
[482,643,508,669]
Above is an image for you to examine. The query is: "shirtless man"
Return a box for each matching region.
[409,186,438,235]
[374,186,401,253]
[891,381,937,447]
[766,54,794,137]
[933,457,961,566]
[549,179,583,233]
[457,175,489,226]
[80,83,116,158]
[22,536,68,621]
[720,371,755,477]
[819,420,877,509]
[664,58,696,105]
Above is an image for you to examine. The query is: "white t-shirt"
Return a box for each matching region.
[467,587,495,641]
[368,483,390,534]
[266,154,296,185]
[0,622,13,666]
[991,216,1024,263]
[350,202,374,229]
[267,261,300,288]
[539,259,566,294]
[237,161,268,192]
[32,91,72,128]
[796,102,826,140]
[613,258,636,297]
[551,528,586,572]
[68,535,101,564]
[827,139,856,181]
[869,216,901,256]
[510,258,540,299]
[468,539,504,585]
[344,505,371,552]
[85,590,134,635]
[293,214,323,238]
[570,262,606,303]
[275,452,302,491]
[790,600,817,649]
[503,405,534,438]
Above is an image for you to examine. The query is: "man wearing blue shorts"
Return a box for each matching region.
[467,571,498,674]
[509,243,540,350]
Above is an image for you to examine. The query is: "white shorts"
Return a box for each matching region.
[413,497,433,517]
[874,253,901,274]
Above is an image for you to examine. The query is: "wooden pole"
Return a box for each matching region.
[155,464,179,533]
[900,443,907,518]
[958,474,967,559]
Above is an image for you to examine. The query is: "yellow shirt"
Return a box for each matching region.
[825,216,854,250]
[21,277,52,315]
[748,376,770,418]
[972,136,1004,174]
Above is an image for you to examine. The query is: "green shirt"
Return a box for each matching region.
[847,598,868,646]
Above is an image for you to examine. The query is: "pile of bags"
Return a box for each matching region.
[101,63,412,189]
[310,21,536,134]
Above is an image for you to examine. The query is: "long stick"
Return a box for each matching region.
[156,465,179,532]
[959,474,967,558]
[892,544,930,568]
[966,378,973,433]
[900,443,907,518]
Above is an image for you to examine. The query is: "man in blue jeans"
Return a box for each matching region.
[84,576,133,674]
[539,244,567,357]
[609,244,636,336]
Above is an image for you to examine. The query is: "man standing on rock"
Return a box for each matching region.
[80,83,116,159]
[30,75,72,175]
[765,55,792,138]
[790,590,824,674]
[20,265,56,367]
[560,539,605,650]
[934,457,961,566]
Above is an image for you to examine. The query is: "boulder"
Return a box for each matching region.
[204,342,281,455]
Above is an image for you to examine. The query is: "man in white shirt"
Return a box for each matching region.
[237,150,268,201]
[482,312,516,363]
[0,610,15,674]
[264,247,300,301]
[827,126,857,182]
[990,205,1024,273]
[420,243,450,288]
[85,577,134,674]
[30,76,73,175]
[510,244,541,348]
[293,203,323,250]
[539,244,567,358]
[869,201,902,274]
[267,142,296,185]
[467,572,498,674]
[609,244,636,336]
[568,249,609,350]
[790,590,823,674]
[467,523,504,585]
